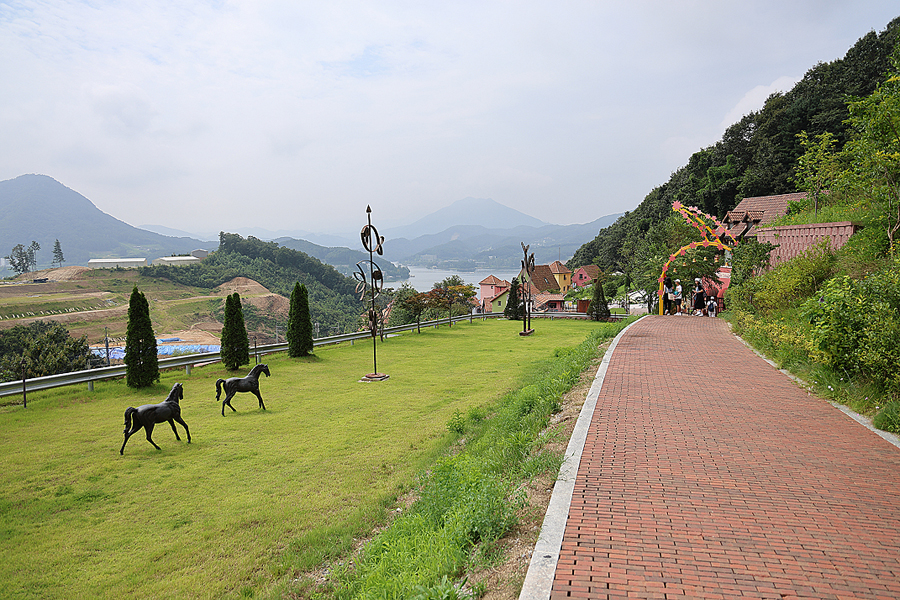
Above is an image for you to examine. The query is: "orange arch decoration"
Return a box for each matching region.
[657,202,738,314]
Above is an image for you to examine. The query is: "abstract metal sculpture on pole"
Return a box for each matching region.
[520,242,535,336]
[354,206,389,381]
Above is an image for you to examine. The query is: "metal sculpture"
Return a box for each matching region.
[520,242,535,335]
[215,363,270,416]
[120,382,191,454]
[354,206,389,380]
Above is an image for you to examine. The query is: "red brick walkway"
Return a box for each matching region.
[551,316,900,599]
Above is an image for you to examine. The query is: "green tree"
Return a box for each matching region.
[794,131,840,215]
[0,321,95,383]
[840,48,900,254]
[221,293,250,370]
[399,291,430,332]
[588,281,611,322]
[287,282,314,357]
[504,277,522,320]
[125,286,159,388]
[5,241,40,275]
[52,239,65,268]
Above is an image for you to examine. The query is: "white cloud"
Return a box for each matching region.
[1,1,897,232]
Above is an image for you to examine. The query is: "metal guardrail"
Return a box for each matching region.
[0,310,626,399]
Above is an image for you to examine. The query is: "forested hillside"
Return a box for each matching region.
[140,233,364,333]
[569,17,900,286]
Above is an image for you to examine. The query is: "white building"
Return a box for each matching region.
[152,256,202,266]
[88,258,148,269]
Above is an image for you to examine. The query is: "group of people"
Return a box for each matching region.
[662,276,717,317]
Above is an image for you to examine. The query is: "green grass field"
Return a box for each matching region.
[0,318,604,599]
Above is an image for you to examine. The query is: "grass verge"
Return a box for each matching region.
[292,318,634,599]
[0,318,619,599]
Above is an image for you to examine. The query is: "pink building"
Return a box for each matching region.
[479,275,510,313]
[572,265,601,288]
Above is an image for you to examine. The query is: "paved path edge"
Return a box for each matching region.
[517,317,644,600]
[732,329,900,451]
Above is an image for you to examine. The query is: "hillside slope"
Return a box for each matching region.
[0,174,211,271]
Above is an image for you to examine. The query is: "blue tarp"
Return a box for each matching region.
[91,344,220,360]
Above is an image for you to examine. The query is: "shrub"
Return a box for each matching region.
[874,401,900,433]
[805,259,900,390]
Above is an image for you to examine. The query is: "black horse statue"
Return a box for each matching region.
[216,363,270,416]
[120,383,191,455]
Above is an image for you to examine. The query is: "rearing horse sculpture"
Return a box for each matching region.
[215,363,270,416]
[120,383,191,454]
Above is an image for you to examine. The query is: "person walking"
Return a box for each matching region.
[673,279,683,315]
[692,278,705,315]
[663,276,674,315]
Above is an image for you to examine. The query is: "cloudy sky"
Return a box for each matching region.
[2,1,898,237]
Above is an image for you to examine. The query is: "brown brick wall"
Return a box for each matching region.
[754,221,857,266]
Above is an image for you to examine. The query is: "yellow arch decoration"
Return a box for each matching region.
[657,202,738,315]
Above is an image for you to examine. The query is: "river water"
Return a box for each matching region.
[390,266,522,295]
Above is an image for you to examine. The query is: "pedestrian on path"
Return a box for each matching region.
[692,278,705,315]
[673,279,683,315]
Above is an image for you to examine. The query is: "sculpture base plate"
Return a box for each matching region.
[359,373,390,382]
[519,329,535,336]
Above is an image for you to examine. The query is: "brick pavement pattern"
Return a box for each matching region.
[551,316,900,599]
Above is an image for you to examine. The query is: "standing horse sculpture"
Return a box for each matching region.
[120,383,191,455]
[216,363,270,416]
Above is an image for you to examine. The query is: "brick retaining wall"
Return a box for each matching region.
[755,221,857,266]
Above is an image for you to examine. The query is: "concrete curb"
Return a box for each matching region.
[517,317,643,600]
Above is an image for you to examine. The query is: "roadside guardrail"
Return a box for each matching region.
[0,311,626,399]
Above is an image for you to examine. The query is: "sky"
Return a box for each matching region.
[2,1,898,238]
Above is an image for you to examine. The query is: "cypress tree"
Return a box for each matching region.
[287,282,314,357]
[588,281,611,322]
[125,286,159,387]
[504,277,522,320]
[221,293,250,370]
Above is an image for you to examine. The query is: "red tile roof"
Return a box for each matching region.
[725,192,805,239]
[549,260,571,274]
[479,275,506,286]
[527,265,560,292]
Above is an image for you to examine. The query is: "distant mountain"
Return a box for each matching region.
[274,237,410,281]
[383,197,547,240]
[0,174,212,271]
[380,213,624,269]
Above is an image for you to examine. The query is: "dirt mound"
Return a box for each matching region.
[16,266,90,281]
[214,277,271,296]
[243,293,290,319]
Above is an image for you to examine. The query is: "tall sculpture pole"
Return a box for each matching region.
[520,242,535,336]
[355,206,389,381]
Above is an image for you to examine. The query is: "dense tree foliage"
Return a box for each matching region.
[5,241,40,275]
[504,277,522,320]
[221,293,250,370]
[0,321,96,383]
[569,18,900,285]
[287,282,314,357]
[125,286,159,388]
[139,232,364,333]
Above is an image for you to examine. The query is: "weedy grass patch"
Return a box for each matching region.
[0,318,615,599]
[312,320,632,599]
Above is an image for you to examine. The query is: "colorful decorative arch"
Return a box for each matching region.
[657,202,738,314]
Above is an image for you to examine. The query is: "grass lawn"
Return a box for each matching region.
[0,318,602,599]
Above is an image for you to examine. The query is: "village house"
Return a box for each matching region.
[572,264,601,288]
[478,275,511,313]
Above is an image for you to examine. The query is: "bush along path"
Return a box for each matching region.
[300,319,634,599]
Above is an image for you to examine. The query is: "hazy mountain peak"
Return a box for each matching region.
[385,197,547,240]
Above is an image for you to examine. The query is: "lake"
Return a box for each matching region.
[390,266,523,295]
